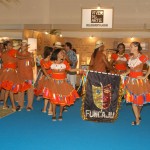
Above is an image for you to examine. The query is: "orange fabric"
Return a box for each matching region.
[42,88,79,106]
[124,54,129,60]
[112,53,129,71]
[40,59,52,69]
[8,49,17,57]
[146,94,150,102]
[63,60,70,71]
[137,95,143,106]
[129,72,143,78]
[40,59,52,74]
[3,63,17,69]
[1,80,20,93]
[111,53,129,60]
[17,52,34,80]
[20,81,32,92]
[111,53,118,60]
[51,73,66,80]
[115,64,127,71]
[139,54,148,63]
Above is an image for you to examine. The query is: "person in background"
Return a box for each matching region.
[0,41,4,69]
[16,40,35,111]
[34,46,53,115]
[53,41,63,50]
[64,42,77,88]
[110,43,129,74]
[122,41,150,125]
[89,40,115,72]
[0,41,4,103]
[0,40,20,111]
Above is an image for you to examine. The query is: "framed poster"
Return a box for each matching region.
[82,8,113,28]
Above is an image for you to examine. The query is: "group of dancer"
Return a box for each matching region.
[0,40,80,121]
[0,39,150,125]
[89,40,150,125]
[0,40,34,112]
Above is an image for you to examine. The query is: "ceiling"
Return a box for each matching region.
[0,0,150,38]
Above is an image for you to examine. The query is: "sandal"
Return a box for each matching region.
[52,116,56,121]
[2,105,9,110]
[41,109,46,113]
[48,111,53,115]
[26,107,33,111]
[16,106,22,112]
[12,108,16,112]
[131,121,140,126]
[139,117,142,121]
[58,116,63,121]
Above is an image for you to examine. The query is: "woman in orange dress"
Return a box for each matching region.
[122,42,150,125]
[111,43,129,74]
[41,48,79,121]
[16,40,35,111]
[34,46,53,115]
[0,41,20,111]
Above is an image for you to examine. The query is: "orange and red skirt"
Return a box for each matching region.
[124,77,150,106]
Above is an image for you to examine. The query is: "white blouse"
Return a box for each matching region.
[50,63,66,70]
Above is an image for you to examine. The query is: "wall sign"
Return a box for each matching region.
[82,9,113,28]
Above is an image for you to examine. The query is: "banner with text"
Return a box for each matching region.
[82,9,113,28]
[81,71,122,122]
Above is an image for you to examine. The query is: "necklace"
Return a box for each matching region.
[128,53,141,68]
[118,53,125,57]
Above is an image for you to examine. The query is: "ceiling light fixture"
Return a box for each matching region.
[45,31,49,35]
[97,0,101,9]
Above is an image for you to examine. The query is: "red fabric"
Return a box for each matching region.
[40,59,52,74]
[3,63,17,69]
[42,88,79,106]
[51,73,66,80]
[1,80,20,93]
[111,53,118,60]
[124,54,130,60]
[40,59,52,69]
[64,60,70,71]
[139,54,148,63]
[20,82,32,92]
[8,49,17,57]
[115,64,127,71]
[129,72,143,78]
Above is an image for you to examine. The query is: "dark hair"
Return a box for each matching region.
[117,43,125,50]
[132,42,142,51]
[65,42,72,49]
[50,48,62,61]
[43,46,53,59]
[72,48,76,53]
[92,48,99,58]
[3,41,11,49]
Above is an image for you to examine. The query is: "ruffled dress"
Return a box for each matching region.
[124,54,150,106]
[0,49,20,93]
[34,59,52,96]
[111,53,129,74]
[35,60,79,106]
[17,52,34,92]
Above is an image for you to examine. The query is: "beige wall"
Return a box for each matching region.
[23,30,150,66]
